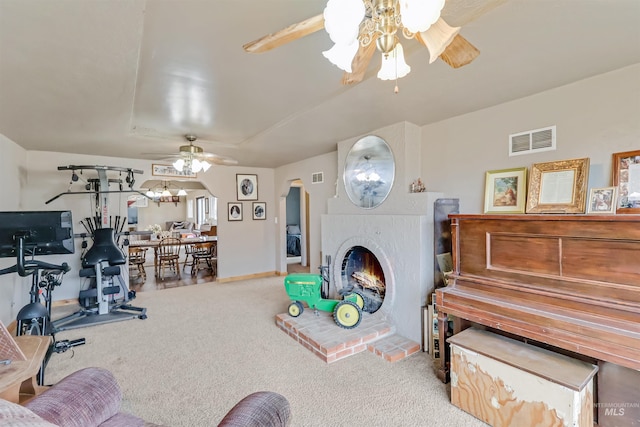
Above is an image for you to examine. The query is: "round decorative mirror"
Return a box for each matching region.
[343,135,395,209]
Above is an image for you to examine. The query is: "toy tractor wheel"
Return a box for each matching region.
[333,300,362,329]
[345,291,365,310]
[288,301,304,317]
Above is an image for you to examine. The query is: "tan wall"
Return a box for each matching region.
[421,64,640,213]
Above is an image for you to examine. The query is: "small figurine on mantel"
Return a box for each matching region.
[410,178,426,193]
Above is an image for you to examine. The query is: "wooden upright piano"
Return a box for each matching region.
[436,214,640,388]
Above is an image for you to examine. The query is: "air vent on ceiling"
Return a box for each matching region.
[509,126,556,156]
[312,172,324,184]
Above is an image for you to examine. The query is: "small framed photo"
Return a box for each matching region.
[228,202,242,221]
[252,202,266,220]
[237,174,258,201]
[587,187,617,214]
[526,158,590,214]
[612,150,640,214]
[483,167,527,214]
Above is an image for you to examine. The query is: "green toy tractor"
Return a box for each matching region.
[284,273,365,329]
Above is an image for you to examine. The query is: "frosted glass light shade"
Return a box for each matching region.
[400,0,445,33]
[161,189,172,197]
[173,158,185,171]
[191,158,203,173]
[323,0,364,45]
[323,39,359,72]
[200,160,211,172]
[377,43,411,80]
[146,189,155,197]
[177,189,187,196]
[419,18,460,63]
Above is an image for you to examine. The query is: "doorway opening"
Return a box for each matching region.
[286,180,309,273]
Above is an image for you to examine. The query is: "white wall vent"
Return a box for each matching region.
[509,126,556,156]
[312,172,324,184]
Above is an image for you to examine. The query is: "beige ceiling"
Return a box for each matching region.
[1,0,639,168]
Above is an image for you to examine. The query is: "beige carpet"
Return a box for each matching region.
[47,276,486,427]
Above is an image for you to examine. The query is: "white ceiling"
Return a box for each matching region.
[1,0,639,168]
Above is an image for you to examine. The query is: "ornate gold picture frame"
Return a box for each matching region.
[526,158,590,214]
[612,150,640,214]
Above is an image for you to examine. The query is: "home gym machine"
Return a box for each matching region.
[45,165,149,331]
[0,210,85,385]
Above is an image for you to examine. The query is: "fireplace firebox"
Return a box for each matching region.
[339,246,385,313]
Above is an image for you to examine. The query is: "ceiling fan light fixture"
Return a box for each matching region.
[400,0,445,33]
[377,42,410,80]
[322,39,360,72]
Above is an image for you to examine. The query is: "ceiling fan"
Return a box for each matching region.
[243,0,507,85]
[148,134,238,174]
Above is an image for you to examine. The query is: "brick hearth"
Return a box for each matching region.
[275,310,420,363]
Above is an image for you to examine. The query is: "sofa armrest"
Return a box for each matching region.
[218,391,291,427]
[24,367,122,427]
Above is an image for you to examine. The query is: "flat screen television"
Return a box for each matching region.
[0,211,74,258]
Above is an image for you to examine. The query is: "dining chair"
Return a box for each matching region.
[191,242,217,278]
[128,247,148,282]
[183,243,208,272]
[157,237,182,280]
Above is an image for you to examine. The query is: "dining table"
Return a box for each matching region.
[129,235,217,278]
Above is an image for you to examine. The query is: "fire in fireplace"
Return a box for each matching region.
[339,246,385,313]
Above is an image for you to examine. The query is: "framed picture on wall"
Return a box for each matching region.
[587,187,617,214]
[237,174,258,201]
[526,158,590,214]
[612,150,640,214]
[483,167,527,214]
[228,202,242,221]
[252,202,266,220]
[152,164,197,178]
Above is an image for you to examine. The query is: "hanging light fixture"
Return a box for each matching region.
[172,135,213,175]
[322,0,446,86]
[160,182,172,197]
[177,188,188,196]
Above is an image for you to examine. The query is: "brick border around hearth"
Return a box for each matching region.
[275,310,420,363]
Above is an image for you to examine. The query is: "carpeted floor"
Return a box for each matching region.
[47,276,486,427]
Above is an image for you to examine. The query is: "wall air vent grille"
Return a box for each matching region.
[509,126,556,156]
[312,172,324,184]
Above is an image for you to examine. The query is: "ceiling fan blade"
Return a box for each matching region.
[199,153,239,166]
[243,13,325,53]
[342,35,379,85]
[439,34,480,68]
[142,152,181,160]
[441,0,508,27]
